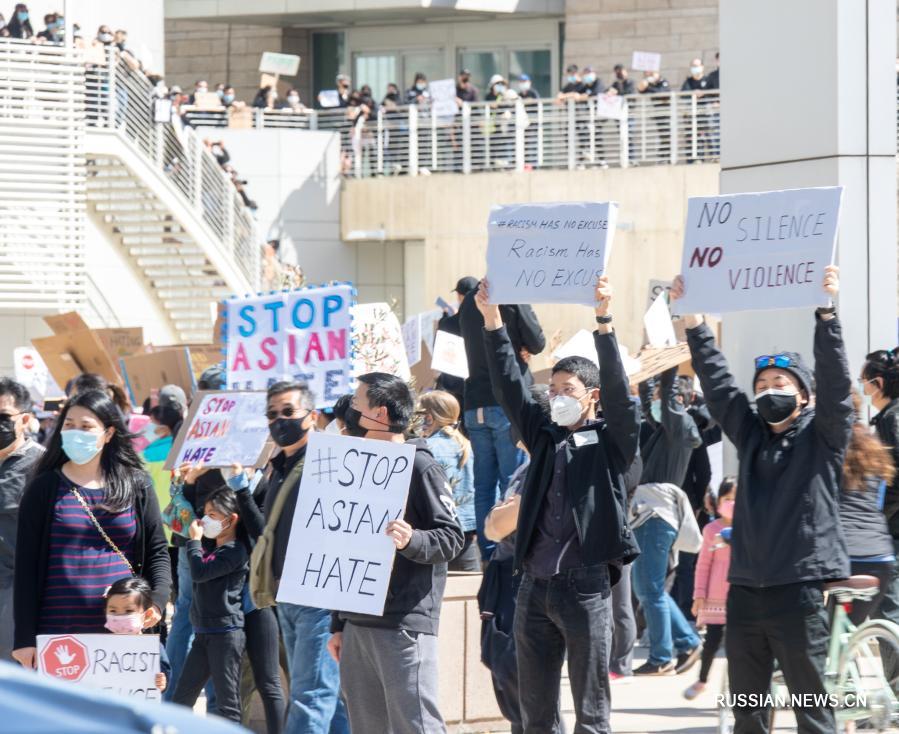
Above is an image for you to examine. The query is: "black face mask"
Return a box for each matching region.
[269,417,308,447]
[342,407,368,438]
[0,418,17,450]
[755,390,799,426]
[345,406,402,434]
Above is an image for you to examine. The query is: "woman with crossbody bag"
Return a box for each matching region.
[12,389,171,670]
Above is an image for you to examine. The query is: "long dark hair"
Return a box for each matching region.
[844,392,896,491]
[34,389,146,513]
[862,348,899,400]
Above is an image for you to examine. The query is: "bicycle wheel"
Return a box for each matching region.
[836,620,899,731]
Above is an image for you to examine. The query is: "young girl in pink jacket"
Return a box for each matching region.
[684,477,736,700]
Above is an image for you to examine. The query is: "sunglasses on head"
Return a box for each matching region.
[755,354,793,370]
[265,405,307,421]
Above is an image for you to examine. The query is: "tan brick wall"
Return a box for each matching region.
[564,0,719,90]
[163,19,311,108]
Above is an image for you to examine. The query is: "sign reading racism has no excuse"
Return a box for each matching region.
[672,187,843,315]
[486,202,618,305]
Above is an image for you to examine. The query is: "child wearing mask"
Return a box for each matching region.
[104,576,170,693]
[171,488,248,723]
[684,477,736,700]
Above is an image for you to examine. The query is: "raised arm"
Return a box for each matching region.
[813,266,853,452]
[659,367,702,451]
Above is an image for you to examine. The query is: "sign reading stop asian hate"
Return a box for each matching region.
[671,187,843,315]
[226,285,353,408]
[37,633,161,701]
[277,432,415,616]
[486,202,618,305]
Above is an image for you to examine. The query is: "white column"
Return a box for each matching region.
[718,0,896,407]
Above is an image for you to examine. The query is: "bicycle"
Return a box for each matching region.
[717,575,899,733]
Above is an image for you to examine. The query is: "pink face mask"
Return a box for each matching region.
[718,499,735,521]
[105,612,144,634]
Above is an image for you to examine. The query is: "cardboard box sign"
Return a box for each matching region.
[120,348,195,407]
[187,345,225,380]
[43,311,144,356]
[32,331,123,389]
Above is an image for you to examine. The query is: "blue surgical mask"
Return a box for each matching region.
[650,399,662,423]
[223,94,234,104]
[567,75,577,84]
[141,422,161,444]
[17,11,28,22]
[61,429,104,465]
[216,89,224,99]
[495,83,506,94]
[691,66,703,76]
[415,82,426,91]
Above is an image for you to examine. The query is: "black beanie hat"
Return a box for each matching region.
[752,351,813,396]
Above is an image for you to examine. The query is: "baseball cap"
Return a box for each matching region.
[453,276,479,295]
[518,73,531,82]
[158,384,187,412]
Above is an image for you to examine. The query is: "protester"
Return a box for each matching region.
[12,389,171,669]
[557,64,584,101]
[582,65,604,96]
[476,275,639,733]
[609,64,635,96]
[7,3,33,39]
[486,74,517,102]
[458,279,545,559]
[707,52,720,89]
[104,576,170,693]
[67,372,152,449]
[35,12,59,43]
[435,276,478,418]
[638,70,670,95]
[671,265,851,732]
[516,74,539,100]
[681,58,709,92]
[253,86,278,110]
[0,378,44,661]
[381,82,402,109]
[405,72,430,105]
[172,488,248,723]
[839,393,896,624]
[328,372,464,734]
[282,88,308,113]
[683,477,735,700]
[419,390,478,571]
[457,69,479,103]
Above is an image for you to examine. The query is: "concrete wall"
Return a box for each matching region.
[342,163,720,367]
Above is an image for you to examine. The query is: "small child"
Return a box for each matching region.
[171,487,248,723]
[104,576,170,693]
[684,477,736,700]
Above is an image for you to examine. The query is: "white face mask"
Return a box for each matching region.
[550,395,583,427]
[202,515,227,539]
[141,423,160,444]
[325,419,342,435]
[691,66,703,76]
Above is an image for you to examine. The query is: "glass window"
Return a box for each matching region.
[354,53,399,103]
[458,50,501,98]
[401,51,446,94]
[312,32,345,98]
[510,49,551,98]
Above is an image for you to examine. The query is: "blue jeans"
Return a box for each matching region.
[632,517,700,666]
[464,406,525,558]
[277,602,349,734]
[164,546,216,708]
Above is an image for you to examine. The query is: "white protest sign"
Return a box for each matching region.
[259,51,301,77]
[318,90,340,108]
[632,51,661,72]
[226,284,353,408]
[672,187,843,315]
[644,292,677,348]
[14,346,62,404]
[486,202,618,305]
[431,330,469,379]
[551,329,641,376]
[596,94,625,120]
[402,315,422,367]
[167,391,270,469]
[352,303,411,380]
[277,432,415,615]
[37,633,161,701]
[420,309,444,356]
[647,279,672,309]
[429,78,458,118]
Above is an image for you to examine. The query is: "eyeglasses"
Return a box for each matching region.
[265,405,308,421]
[755,354,794,370]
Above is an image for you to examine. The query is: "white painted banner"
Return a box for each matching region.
[486,201,618,305]
[430,330,469,379]
[672,187,843,315]
[277,432,415,615]
[429,78,458,118]
[37,633,161,701]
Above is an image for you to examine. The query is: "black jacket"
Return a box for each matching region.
[839,477,894,559]
[687,315,853,587]
[186,538,248,630]
[14,469,172,648]
[458,290,545,410]
[872,398,899,538]
[333,441,464,634]
[485,325,640,584]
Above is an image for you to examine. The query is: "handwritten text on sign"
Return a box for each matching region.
[672,187,843,315]
[486,202,618,305]
[226,284,353,407]
[174,391,269,467]
[37,633,161,701]
[277,432,414,616]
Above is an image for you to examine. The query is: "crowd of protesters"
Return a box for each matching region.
[2,259,898,734]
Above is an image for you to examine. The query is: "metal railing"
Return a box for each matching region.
[180,91,721,177]
[84,48,258,287]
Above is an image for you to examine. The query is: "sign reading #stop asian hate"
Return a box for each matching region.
[226,284,353,408]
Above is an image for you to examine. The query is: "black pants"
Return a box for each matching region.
[848,560,895,625]
[672,551,697,621]
[173,629,246,722]
[516,565,612,734]
[244,607,285,734]
[449,531,481,572]
[699,624,724,683]
[727,583,833,734]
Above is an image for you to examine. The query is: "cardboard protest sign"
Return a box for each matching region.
[672,187,843,315]
[226,285,353,408]
[644,292,677,348]
[120,348,195,407]
[632,51,661,72]
[44,312,143,358]
[431,330,468,379]
[628,343,691,386]
[32,331,123,388]
[37,633,161,701]
[166,390,271,469]
[259,51,301,77]
[429,78,458,118]
[486,202,618,305]
[401,315,422,367]
[351,302,411,381]
[277,432,415,615]
[14,347,63,404]
[187,344,225,379]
